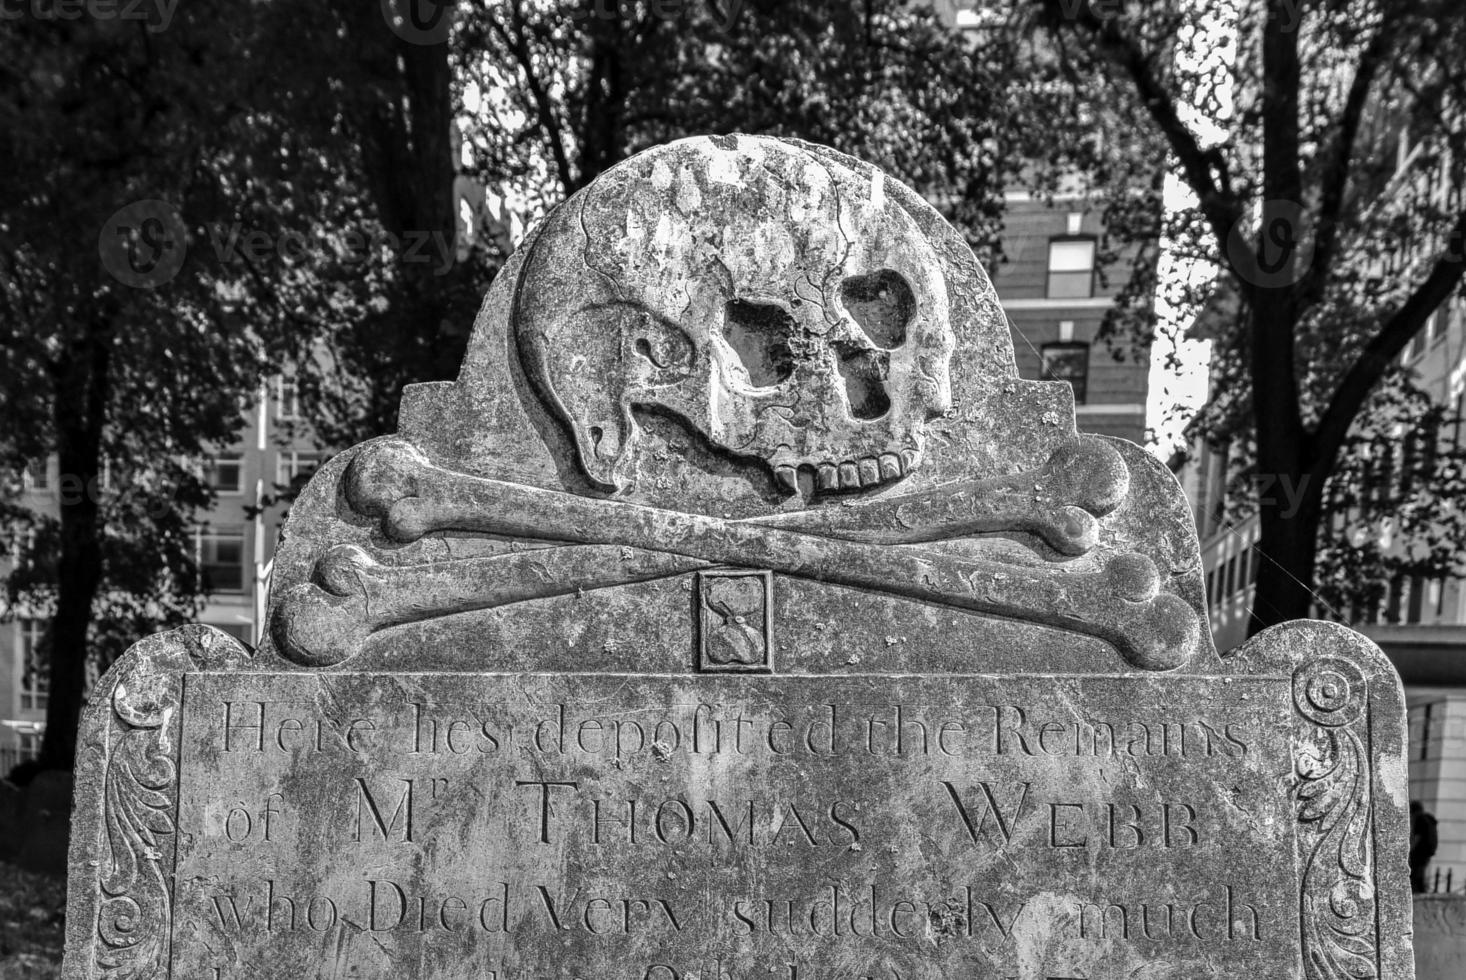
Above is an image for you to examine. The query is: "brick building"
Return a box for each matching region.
[994,197,1151,444]
[933,0,1155,446]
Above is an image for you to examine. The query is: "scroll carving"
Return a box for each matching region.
[1292,658,1378,980]
[85,626,251,980]
[96,691,178,977]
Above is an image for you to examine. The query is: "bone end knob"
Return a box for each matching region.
[316,543,374,596]
[1102,552,1162,602]
[345,439,432,520]
[272,581,370,668]
[383,500,437,543]
[1042,505,1100,556]
[1122,593,1199,672]
[1048,437,1130,517]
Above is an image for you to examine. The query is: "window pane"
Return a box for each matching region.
[1039,342,1089,404]
[200,528,246,593]
[1047,272,1093,299]
[1048,240,1095,271]
[1047,239,1095,299]
[276,378,300,420]
[20,618,48,712]
[276,451,325,487]
[206,455,244,493]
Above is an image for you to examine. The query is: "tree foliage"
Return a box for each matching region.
[1021,0,1466,632]
[0,4,294,769]
[452,0,1039,259]
[0,0,479,770]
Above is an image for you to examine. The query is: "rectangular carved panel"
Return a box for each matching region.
[164,671,1314,980]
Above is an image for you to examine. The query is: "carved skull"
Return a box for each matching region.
[516,135,954,496]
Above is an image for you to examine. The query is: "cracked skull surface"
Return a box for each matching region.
[516,134,955,495]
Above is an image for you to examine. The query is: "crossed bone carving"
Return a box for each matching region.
[272,437,1198,671]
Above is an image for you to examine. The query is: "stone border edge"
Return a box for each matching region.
[61,625,251,980]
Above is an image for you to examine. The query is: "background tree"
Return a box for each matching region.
[452,0,1037,264]
[0,4,301,771]
[1022,0,1466,632]
[0,0,485,772]
[254,0,497,449]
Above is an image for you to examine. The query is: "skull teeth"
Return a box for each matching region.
[782,451,914,494]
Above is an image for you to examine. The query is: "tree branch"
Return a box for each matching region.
[1036,0,1243,246]
[1301,10,1400,308]
[1310,209,1466,481]
[490,2,576,197]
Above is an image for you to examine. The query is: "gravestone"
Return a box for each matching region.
[63,135,1413,980]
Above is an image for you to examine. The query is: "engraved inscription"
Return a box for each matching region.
[167,673,1304,980]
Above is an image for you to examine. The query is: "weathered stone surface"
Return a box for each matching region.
[64,135,1413,979]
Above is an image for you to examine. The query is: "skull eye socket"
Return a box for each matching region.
[722,300,796,387]
[840,270,915,349]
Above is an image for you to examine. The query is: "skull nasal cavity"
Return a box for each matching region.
[722,300,796,387]
[832,342,892,421]
[840,270,915,349]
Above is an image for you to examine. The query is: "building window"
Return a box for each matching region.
[204,454,244,494]
[1039,342,1090,404]
[198,526,246,593]
[1406,573,1427,624]
[276,451,325,488]
[1383,573,1405,624]
[275,377,301,421]
[23,458,50,491]
[19,618,48,713]
[1417,701,1435,761]
[18,732,42,758]
[1046,237,1096,299]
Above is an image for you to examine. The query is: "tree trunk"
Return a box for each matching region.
[1241,207,1313,635]
[1247,469,1323,635]
[37,325,110,771]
